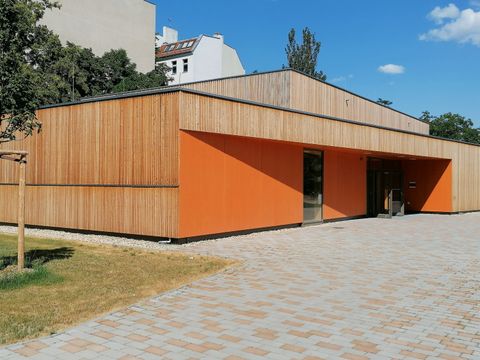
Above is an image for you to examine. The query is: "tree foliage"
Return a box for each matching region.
[421,111,480,144]
[285,27,327,81]
[376,98,393,107]
[1,0,170,143]
[0,0,58,143]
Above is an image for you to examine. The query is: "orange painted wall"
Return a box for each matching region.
[323,151,367,220]
[179,131,303,238]
[402,160,452,212]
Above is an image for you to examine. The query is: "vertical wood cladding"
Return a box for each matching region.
[0,93,180,237]
[289,71,430,135]
[0,185,178,238]
[0,87,478,239]
[181,70,429,135]
[0,93,179,186]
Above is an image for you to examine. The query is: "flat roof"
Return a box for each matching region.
[39,81,480,149]
[43,69,427,125]
[171,68,427,125]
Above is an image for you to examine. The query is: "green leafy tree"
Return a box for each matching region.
[101,49,138,93]
[1,0,171,137]
[43,43,103,102]
[376,98,393,107]
[0,0,59,143]
[285,27,327,81]
[421,111,480,144]
[111,64,170,93]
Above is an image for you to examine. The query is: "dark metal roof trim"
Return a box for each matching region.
[0,183,179,188]
[181,88,480,148]
[171,68,428,124]
[40,69,426,123]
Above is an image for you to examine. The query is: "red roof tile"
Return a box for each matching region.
[156,38,198,58]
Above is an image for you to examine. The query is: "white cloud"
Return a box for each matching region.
[377,64,405,75]
[428,3,460,24]
[420,6,480,46]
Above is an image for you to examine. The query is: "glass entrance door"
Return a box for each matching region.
[367,158,404,218]
[303,150,323,223]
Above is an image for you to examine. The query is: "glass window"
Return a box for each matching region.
[183,59,189,73]
[171,61,177,74]
[303,150,323,223]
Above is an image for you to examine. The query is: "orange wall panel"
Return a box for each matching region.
[179,131,303,238]
[403,160,452,212]
[323,151,367,220]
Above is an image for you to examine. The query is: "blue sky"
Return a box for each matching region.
[153,0,480,125]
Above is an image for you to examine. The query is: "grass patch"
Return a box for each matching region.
[0,266,63,291]
[0,234,232,345]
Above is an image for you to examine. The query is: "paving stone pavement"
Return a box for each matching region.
[1,213,480,360]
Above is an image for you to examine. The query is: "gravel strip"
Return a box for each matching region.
[0,223,307,253]
[0,225,184,251]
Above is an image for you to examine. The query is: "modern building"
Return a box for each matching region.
[40,0,156,73]
[156,26,245,85]
[1,69,479,241]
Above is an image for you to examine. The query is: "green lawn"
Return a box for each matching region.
[0,234,232,345]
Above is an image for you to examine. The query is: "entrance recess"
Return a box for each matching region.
[367,158,404,218]
[303,150,323,223]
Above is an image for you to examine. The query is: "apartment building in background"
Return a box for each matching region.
[156,26,245,85]
[41,0,156,73]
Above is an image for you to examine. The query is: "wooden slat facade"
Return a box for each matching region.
[0,93,180,238]
[181,70,429,135]
[0,70,478,238]
[182,71,292,109]
[0,94,179,186]
[0,186,178,238]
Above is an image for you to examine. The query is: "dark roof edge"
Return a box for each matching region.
[169,68,427,124]
[39,86,184,110]
[39,68,426,124]
[287,68,429,125]
[38,86,480,149]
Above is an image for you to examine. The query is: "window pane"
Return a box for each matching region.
[303,150,323,223]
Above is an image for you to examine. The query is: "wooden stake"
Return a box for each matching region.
[18,156,26,270]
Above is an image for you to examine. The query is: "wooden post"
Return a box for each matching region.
[17,156,26,270]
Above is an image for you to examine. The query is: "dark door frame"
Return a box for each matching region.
[302,149,324,225]
[366,158,405,219]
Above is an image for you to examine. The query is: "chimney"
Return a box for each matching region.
[162,26,178,44]
[213,32,224,43]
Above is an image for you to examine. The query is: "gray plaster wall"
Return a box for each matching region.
[40,0,155,73]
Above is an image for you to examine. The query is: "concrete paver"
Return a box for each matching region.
[1,213,480,359]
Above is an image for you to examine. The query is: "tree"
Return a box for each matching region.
[0,0,59,143]
[1,0,171,121]
[109,57,171,93]
[421,111,480,144]
[285,27,327,81]
[101,49,137,93]
[377,98,393,107]
[0,0,60,270]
